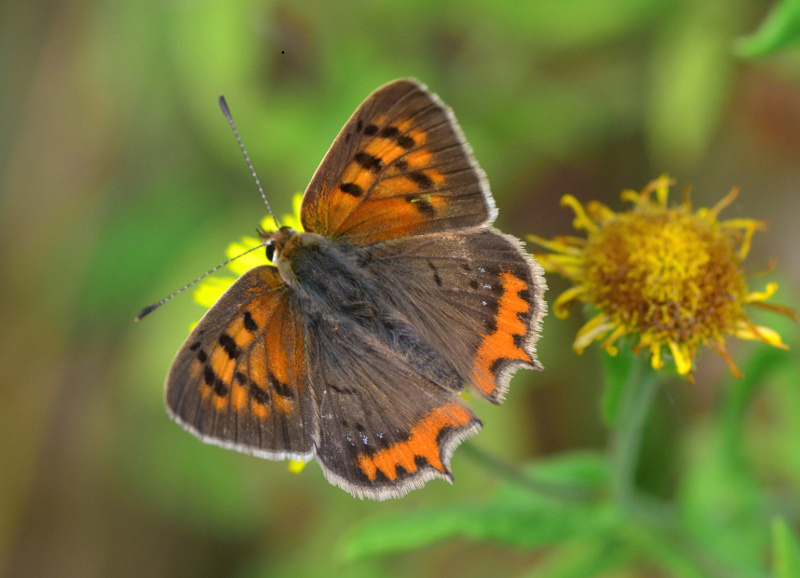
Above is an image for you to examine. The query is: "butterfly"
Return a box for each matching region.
[165,79,546,500]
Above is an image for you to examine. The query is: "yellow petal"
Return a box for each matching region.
[600,325,628,356]
[668,341,693,376]
[194,276,237,308]
[649,342,664,370]
[553,285,586,318]
[620,189,640,204]
[560,195,598,233]
[534,253,583,279]
[586,201,615,222]
[227,237,270,274]
[709,187,739,218]
[292,192,304,229]
[574,313,614,353]
[745,282,779,303]
[654,175,673,207]
[260,214,278,233]
[735,321,789,350]
[288,459,308,474]
[526,234,583,255]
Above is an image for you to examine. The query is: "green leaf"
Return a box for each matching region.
[523,539,631,578]
[773,518,800,578]
[737,0,800,58]
[719,346,788,469]
[344,452,613,560]
[679,426,772,575]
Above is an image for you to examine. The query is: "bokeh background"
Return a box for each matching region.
[2,1,799,576]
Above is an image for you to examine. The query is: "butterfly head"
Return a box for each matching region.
[259,225,297,264]
[259,226,324,288]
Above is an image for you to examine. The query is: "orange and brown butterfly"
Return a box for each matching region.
[161,79,546,500]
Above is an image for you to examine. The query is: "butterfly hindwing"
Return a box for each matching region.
[300,79,495,244]
[166,266,316,460]
[367,227,546,403]
[306,315,481,500]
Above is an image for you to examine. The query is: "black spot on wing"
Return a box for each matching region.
[249,382,270,404]
[363,123,379,136]
[414,455,430,469]
[203,366,229,397]
[271,375,294,399]
[339,182,364,197]
[243,311,258,332]
[428,261,442,286]
[489,358,505,377]
[407,171,434,189]
[354,151,383,173]
[397,135,415,149]
[407,195,435,218]
[218,333,239,360]
[213,378,229,397]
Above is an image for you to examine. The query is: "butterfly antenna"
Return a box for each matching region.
[135,242,267,321]
[218,95,280,229]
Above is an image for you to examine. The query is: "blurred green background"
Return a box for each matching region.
[2,0,799,576]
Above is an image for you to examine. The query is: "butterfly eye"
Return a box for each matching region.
[266,241,276,262]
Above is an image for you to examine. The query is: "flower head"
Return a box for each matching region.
[528,176,795,381]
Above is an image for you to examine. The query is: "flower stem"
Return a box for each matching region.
[610,354,664,515]
[461,443,598,502]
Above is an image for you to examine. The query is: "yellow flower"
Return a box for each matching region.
[194,192,304,307]
[528,176,795,381]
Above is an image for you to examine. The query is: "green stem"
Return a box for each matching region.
[611,354,649,499]
[461,443,598,502]
[609,354,668,521]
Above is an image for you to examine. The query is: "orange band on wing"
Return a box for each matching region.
[231,381,248,412]
[363,139,406,166]
[471,271,532,397]
[404,149,432,168]
[355,402,474,481]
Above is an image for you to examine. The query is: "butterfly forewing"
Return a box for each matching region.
[300,79,495,244]
[166,266,316,460]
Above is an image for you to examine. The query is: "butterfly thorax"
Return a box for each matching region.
[270,228,379,321]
